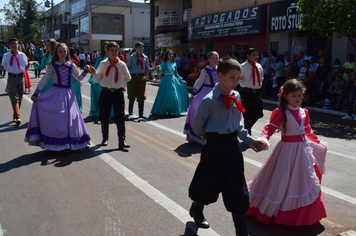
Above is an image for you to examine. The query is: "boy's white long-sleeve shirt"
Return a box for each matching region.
[93,58,131,89]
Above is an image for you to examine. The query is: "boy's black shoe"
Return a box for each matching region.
[118,140,130,149]
[101,138,108,146]
[189,201,210,228]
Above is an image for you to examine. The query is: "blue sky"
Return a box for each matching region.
[0,0,145,24]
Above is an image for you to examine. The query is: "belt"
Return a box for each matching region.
[130,73,145,76]
[8,73,23,77]
[240,87,261,94]
[102,87,124,92]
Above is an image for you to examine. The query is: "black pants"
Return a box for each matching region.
[189,132,249,213]
[239,88,263,134]
[98,88,125,124]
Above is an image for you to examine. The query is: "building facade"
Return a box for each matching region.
[42,0,150,53]
[154,0,192,53]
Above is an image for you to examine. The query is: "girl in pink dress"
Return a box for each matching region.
[247,79,328,226]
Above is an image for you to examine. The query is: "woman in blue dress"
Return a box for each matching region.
[88,41,110,117]
[33,38,58,94]
[151,50,189,116]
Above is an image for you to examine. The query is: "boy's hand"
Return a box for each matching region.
[249,140,268,152]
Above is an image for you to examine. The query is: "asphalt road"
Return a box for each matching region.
[0,68,355,236]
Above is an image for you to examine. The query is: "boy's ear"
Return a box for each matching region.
[217,72,223,80]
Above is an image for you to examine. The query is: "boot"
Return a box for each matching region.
[138,101,146,118]
[128,100,134,116]
[189,201,210,228]
[34,70,38,78]
[38,70,41,78]
[232,213,249,236]
[117,122,130,149]
[101,122,109,146]
[11,102,21,126]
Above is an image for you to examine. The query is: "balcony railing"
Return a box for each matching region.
[156,13,178,26]
[183,8,192,22]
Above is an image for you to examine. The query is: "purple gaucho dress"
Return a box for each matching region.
[25,62,91,151]
[183,66,219,144]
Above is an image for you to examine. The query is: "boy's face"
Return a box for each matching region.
[9,41,18,51]
[247,51,259,62]
[135,45,144,54]
[218,69,241,93]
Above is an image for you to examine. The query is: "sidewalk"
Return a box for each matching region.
[263,99,348,117]
[183,84,349,117]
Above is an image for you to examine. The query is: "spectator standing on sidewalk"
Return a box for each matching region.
[0,41,8,78]
[270,54,286,93]
[284,54,300,80]
[335,54,356,111]
[342,67,356,120]
[33,43,44,78]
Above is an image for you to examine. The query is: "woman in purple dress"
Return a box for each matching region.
[184,51,219,144]
[25,43,91,151]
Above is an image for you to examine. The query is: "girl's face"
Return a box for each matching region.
[290,55,295,63]
[57,46,68,61]
[167,51,174,60]
[283,90,303,108]
[108,46,119,59]
[208,54,219,67]
[303,61,309,68]
[46,42,51,52]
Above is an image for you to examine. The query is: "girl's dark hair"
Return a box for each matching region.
[276,54,285,63]
[163,49,174,62]
[334,58,341,65]
[278,79,306,133]
[192,53,197,59]
[46,38,58,58]
[100,41,109,58]
[69,47,75,58]
[51,43,71,64]
[207,51,219,59]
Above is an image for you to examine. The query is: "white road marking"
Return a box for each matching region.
[92,146,220,236]
[0,223,4,236]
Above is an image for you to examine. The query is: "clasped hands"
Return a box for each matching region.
[249,138,269,152]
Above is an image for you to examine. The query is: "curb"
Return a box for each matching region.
[262,99,348,117]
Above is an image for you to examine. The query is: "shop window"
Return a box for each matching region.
[155,5,159,17]
[80,16,89,36]
[71,19,79,38]
[234,43,250,51]
[270,41,279,52]
[92,15,122,35]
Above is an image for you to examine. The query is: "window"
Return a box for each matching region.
[155,5,159,17]
[270,41,279,52]
[71,19,79,38]
[92,15,122,34]
[80,16,89,36]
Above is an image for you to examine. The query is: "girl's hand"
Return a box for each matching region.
[31,96,37,103]
[189,95,194,103]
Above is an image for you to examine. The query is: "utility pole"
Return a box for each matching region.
[51,0,54,38]
[149,0,155,61]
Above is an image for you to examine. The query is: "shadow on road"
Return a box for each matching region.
[246,216,326,236]
[174,142,203,158]
[0,120,29,132]
[0,146,98,173]
[179,218,325,236]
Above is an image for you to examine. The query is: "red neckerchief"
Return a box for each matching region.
[10,51,21,69]
[106,57,119,83]
[248,60,261,87]
[136,53,144,70]
[219,93,245,113]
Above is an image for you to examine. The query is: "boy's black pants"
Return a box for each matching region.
[98,88,125,123]
[189,131,249,214]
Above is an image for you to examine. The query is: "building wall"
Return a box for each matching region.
[130,7,150,47]
[192,0,279,17]
[156,0,178,15]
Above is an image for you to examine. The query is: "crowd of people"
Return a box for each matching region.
[0,37,344,235]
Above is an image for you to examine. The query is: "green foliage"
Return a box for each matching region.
[0,0,44,43]
[298,0,356,48]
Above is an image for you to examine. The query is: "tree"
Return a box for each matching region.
[298,0,356,49]
[0,0,44,43]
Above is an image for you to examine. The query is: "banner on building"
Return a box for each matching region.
[269,0,303,32]
[156,32,181,47]
[187,6,261,41]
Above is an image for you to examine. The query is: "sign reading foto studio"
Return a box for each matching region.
[188,6,261,41]
[269,1,303,31]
